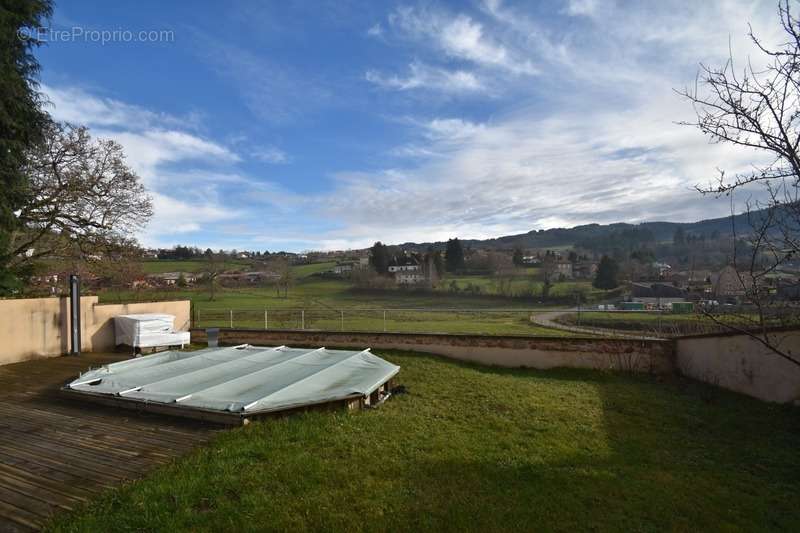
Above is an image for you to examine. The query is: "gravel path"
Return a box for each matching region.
[531,310,663,340]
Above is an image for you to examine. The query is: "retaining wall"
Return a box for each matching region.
[190,328,676,374]
[675,329,800,404]
[0,297,190,365]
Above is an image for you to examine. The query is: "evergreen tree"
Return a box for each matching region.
[445,238,465,273]
[369,241,390,274]
[0,0,53,293]
[512,247,524,267]
[593,255,619,290]
[673,227,686,246]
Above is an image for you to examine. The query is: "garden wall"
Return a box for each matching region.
[675,329,800,404]
[0,296,190,365]
[189,328,676,374]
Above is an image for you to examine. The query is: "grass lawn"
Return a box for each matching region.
[47,350,800,532]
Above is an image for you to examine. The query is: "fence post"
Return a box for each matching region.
[301,309,305,330]
[383,310,387,332]
[264,309,268,330]
[197,308,201,328]
[230,309,233,329]
[340,310,344,331]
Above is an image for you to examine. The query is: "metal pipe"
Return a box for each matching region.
[69,274,81,356]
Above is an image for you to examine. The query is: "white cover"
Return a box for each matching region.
[114,314,190,348]
[68,345,399,415]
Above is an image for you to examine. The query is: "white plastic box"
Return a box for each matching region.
[114,313,190,349]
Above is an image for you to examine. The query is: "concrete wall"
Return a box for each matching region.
[190,328,676,374]
[0,297,190,365]
[676,329,800,404]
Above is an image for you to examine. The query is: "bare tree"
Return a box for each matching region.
[274,257,294,298]
[91,244,147,302]
[9,122,152,270]
[679,0,800,367]
[203,251,222,301]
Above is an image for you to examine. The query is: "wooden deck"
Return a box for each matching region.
[0,353,220,532]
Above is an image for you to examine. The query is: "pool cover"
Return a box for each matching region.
[65,345,399,421]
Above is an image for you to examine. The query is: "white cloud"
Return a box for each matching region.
[40,84,301,248]
[388,6,538,76]
[366,61,485,93]
[367,23,383,38]
[252,145,289,164]
[43,85,203,131]
[564,0,600,17]
[423,118,485,141]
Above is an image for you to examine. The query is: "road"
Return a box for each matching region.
[532,309,663,340]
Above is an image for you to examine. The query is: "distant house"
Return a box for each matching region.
[573,261,597,279]
[555,261,573,279]
[630,281,687,299]
[331,259,368,276]
[148,272,196,287]
[388,256,426,284]
[651,262,672,278]
[218,271,278,286]
[332,261,357,275]
[711,266,753,302]
[521,256,541,266]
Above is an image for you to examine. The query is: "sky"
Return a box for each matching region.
[33,0,786,252]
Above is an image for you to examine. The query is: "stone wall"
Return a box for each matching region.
[190,328,676,374]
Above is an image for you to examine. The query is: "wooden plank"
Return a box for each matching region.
[0,463,93,501]
[0,500,41,532]
[0,443,122,486]
[0,450,106,491]
[0,403,213,448]
[0,474,77,512]
[0,353,219,529]
[0,484,56,519]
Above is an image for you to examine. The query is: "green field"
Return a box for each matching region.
[47,350,800,532]
[440,273,609,300]
[103,261,620,336]
[141,259,251,274]
[97,260,585,336]
[102,277,566,336]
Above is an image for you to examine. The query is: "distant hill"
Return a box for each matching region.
[398,210,757,252]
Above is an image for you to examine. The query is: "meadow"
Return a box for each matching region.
[103,260,626,336]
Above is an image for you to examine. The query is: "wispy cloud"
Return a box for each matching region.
[251,145,290,164]
[388,5,538,76]
[366,61,486,93]
[41,84,304,248]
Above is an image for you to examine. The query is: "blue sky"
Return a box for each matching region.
[35,0,782,251]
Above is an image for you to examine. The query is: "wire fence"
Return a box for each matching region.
[192,307,733,339]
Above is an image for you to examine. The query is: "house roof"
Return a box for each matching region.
[388,256,420,267]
